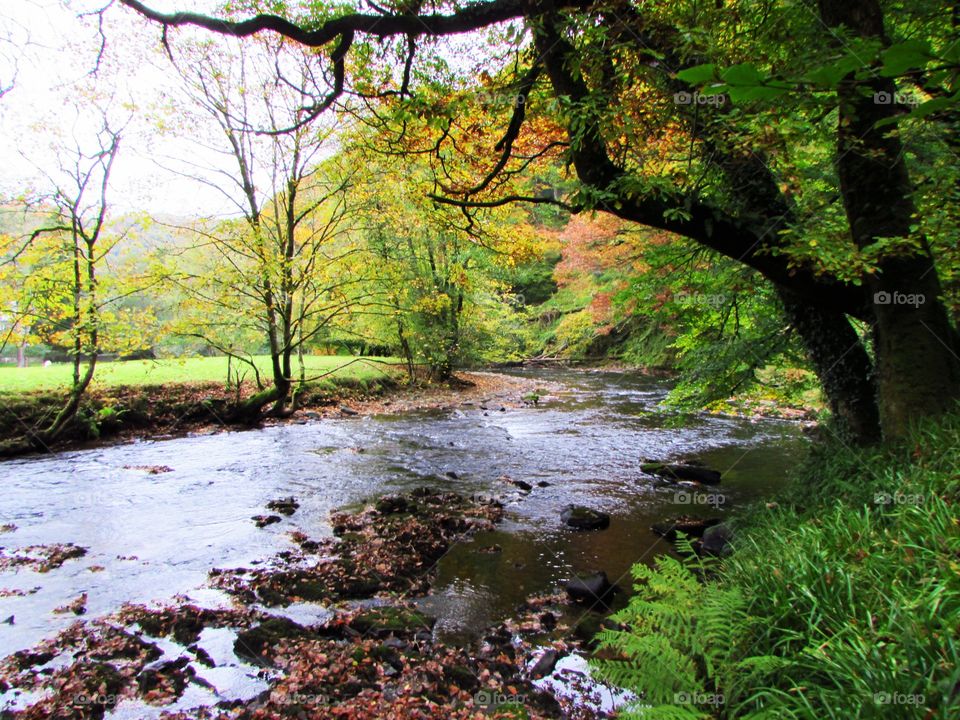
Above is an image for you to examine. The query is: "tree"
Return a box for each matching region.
[161,36,364,421]
[353,154,539,380]
[0,112,123,451]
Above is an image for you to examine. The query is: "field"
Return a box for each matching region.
[0,355,401,393]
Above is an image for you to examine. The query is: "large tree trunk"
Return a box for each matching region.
[818,0,960,438]
[682,99,882,443]
[778,289,880,444]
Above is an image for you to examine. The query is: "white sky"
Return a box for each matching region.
[0,1,515,219]
[0,0,259,218]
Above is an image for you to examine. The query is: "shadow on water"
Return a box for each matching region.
[0,367,808,656]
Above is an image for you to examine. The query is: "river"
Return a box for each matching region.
[0,368,808,705]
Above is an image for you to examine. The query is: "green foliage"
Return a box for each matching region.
[76,403,126,440]
[595,549,749,719]
[596,415,960,718]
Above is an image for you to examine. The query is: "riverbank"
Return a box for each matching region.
[593,413,960,718]
[0,370,557,458]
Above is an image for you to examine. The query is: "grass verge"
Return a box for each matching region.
[0,356,403,453]
[0,355,399,393]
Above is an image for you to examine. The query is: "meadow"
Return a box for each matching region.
[0,355,400,393]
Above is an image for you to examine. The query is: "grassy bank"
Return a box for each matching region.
[595,416,960,718]
[0,356,403,453]
[0,355,400,393]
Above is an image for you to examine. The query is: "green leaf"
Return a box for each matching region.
[676,63,716,85]
[726,83,791,102]
[804,54,867,87]
[880,39,933,76]
[720,63,764,86]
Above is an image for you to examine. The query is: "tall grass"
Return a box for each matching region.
[595,415,960,719]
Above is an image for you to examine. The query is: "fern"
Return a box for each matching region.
[593,548,772,719]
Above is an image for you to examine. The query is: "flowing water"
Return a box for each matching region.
[0,368,809,663]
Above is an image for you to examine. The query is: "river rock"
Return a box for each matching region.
[560,505,610,530]
[565,571,616,606]
[349,607,435,637]
[700,523,733,556]
[235,617,306,661]
[641,462,722,485]
[529,648,560,679]
[651,516,722,541]
[511,479,534,492]
[137,657,192,698]
[252,514,282,528]
[444,664,479,689]
[375,495,410,514]
[266,497,299,516]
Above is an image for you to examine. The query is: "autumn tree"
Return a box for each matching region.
[350,151,540,380]
[0,111,123,452]
[161,36,364,421]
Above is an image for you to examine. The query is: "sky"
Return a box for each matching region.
[0,0,258,218]
[0,0,512,219]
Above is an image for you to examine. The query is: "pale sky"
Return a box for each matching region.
[0,0,256,218]
[0,1,513,218]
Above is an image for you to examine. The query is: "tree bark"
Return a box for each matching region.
[818,0,960,438]
[778,289,880,444]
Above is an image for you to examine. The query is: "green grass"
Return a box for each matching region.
[595,415,960,719]
[0,355,401,393]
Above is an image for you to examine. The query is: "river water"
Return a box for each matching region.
[0,368,809,662]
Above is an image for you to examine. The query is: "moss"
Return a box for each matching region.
[348,607,434,636]
[234,617,307,662]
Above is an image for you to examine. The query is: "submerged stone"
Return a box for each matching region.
[560,505,610,530]
[641,462,722,485]
[565,571,616,606]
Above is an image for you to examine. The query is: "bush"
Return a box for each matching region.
[594,415,960,718]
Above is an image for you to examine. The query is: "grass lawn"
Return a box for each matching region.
[0,355,401,394]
